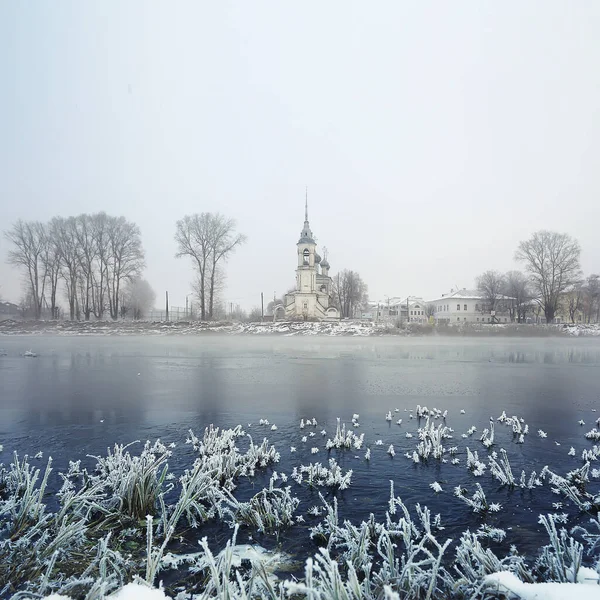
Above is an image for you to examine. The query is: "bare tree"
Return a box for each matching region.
[476,270,506,316]
[53,216,82,320]
[175,214,212,320]
[175,213,246,320]
[503,270,532,323]
[566,286,585,323]
[248,307,263,322]
[583,274,600,323]
[74,214,97,320]
[332,270,368,318]
[424,303,436,318]
[40,224,61,319]
[515,230,582,324]
[192,265,225,320]
[106,217,145,320]
[5,220,48,319]
[121,278,156,319]
[91,212,110,319]
[207,215,246,319]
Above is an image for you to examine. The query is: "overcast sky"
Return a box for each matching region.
[1,1,599,310]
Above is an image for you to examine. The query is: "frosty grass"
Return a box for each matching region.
[1,408,600,599]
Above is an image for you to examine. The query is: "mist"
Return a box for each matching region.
[1,1,599,311]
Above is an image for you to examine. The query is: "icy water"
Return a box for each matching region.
[1,335,600,565]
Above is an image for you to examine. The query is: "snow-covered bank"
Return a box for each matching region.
[562,323,600,337]
[2,318,599,337]
[0,318,380,337]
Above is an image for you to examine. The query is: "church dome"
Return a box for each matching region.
[321,258,330,269]
[315,253,322,264]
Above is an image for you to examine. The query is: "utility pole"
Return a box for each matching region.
[165,291,169,322]
[261,292,264,321]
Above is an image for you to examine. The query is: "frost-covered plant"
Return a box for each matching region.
[415,417,452,461]
[297,458,353,489]
[535,513,584,583]
[309,485,454,598]
[488,448,516,487]
[582,445,600,462]
[452,530,534,596]
[186,426,279,491]
[475,524,506,542]
[541,463,598,512]
[465,448,486,476]
[479,419,495,448]
[0,452,53,537]
[88,440,172,520]
[519,469,542,489]
[186,525,281,599]
[235,484,299,535]
[454,483,500,514]
[572,513,600,556]
[326,418,361,450]
[585,429,600,441]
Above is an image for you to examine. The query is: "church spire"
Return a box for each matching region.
[298,188,315,243]
[305,186,308,222]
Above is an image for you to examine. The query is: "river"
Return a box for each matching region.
[1,334,599,565]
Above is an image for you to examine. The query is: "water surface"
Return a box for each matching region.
[1,335,599,559]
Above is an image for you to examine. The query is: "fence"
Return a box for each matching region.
[146,306,194,322]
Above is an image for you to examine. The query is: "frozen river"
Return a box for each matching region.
[1,334,600,561]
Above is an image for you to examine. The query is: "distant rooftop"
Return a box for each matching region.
[428,289,514,302]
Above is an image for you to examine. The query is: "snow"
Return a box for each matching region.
[484,571,600,600]
[3,318,599,337]
[36,587,171,600]
[107,584,171,600]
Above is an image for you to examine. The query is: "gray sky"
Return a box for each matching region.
[1,1,599,310]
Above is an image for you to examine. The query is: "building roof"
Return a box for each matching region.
[368,296,426,309]
[428,289,514,303]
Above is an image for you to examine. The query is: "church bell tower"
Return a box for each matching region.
[296,194,317,293]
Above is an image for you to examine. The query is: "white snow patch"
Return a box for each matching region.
[484,571,600,600]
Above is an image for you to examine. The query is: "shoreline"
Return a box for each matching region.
[1,318,600,337]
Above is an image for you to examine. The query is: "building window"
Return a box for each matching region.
[475,303,480,311]
[464,304,467,311]
[457,317,460,321]
[457,304,461,311]
[477,318,479,322]
[303,249,309,265]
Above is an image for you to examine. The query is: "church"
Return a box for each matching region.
[283,200,340,321]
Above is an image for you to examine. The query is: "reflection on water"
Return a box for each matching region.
[1,336,599,435]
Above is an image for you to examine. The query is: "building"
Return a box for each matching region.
[284,199,339,321]
[430,289,512,324]
[364,297,429,323]
[0,301,19,318]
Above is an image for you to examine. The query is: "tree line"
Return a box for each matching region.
[476,230,599,324]
[5,213,149,320]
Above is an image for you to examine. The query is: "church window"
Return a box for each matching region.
[303,249,310,265]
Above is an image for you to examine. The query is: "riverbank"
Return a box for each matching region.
[1,318,599,337]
